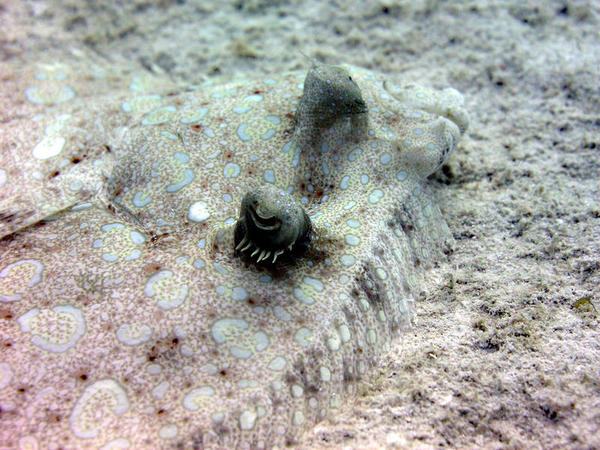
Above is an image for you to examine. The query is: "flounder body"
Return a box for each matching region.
[0,58,468,448]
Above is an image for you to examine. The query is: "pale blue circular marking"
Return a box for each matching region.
[25,86,75,104]
[124,249,142,261]
[130,231,145,244]
[223,193,233,203]
[193,258,205,269]
[161,131,179,140]
[397,170,408,181]
[293,288,314,305]
[260,129,276,140]
[282,141,293,153]
[233,105,253,114]
[232,287,248,301]
[322,162,330,176]
[102,253,119,262]
[340,254,356,266]
[204,128,215,138]
[413,128,424,135]
[213,262,228,275]
[72,203,92,212]
[34,72,47,80]
[180,107,208,124]
[263,170,276,184]
[166,169,195,193]
[348,148,362,162]
[291,147,300,168]
[174,152,190,164]
[224,217,235,225]
[101,223,125,232]
[380,153,391,165]
[92,239,103,248]
[340,176,350,190]
[259,275,272,283]
[266,115,281,125]
[223,162,241,178]
[244,94,263,102]
[346,219,360,228]
[133,192,152,207]
[69,180,83,191]
[216,285,226,296]
[188,201,210,222]
[345,234,361,246]
[237,123,251,142]
[361,174,369,185]
[321,141,329,153]
[427,142,436,151]
[368,189,384,204]
[302,277,324,292]
[197,239,206,248]
[128,76,144,92]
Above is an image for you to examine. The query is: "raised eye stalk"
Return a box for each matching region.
[234,186,311,264]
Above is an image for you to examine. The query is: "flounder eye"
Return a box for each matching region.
[251,205,280,230]
[234,186,311,264]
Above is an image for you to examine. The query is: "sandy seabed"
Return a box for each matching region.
[2,0,599,448]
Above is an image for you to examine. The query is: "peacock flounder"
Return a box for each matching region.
[0,58,468,448]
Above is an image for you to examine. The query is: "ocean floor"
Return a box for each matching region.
[2,0,599,447]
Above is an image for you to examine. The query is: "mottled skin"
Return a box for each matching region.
[0,56,468,448]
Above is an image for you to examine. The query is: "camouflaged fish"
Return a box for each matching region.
[0,54,468,448]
